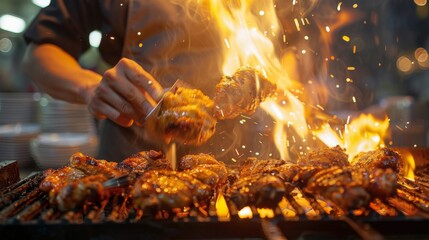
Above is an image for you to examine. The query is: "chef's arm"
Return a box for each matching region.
[23,43,164,127]
[23,43,101,105]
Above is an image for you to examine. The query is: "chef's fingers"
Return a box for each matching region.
[95,81,140,120]
[102,65,148,115]
[87,93,133,127]
[119,58,164,103]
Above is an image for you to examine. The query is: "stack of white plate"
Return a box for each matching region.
[39,95,95,133]
[0,92,40,124]
[30,133,99,169]
[0,124,41,167]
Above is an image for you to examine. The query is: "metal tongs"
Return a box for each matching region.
[144,79,185,130]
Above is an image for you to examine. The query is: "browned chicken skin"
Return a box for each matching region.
[156,87,217,146]
[132,153,227,210]
[70,152,124,178]
[39,146,402,213]
[351,147,403,173]
[213,67,277,120]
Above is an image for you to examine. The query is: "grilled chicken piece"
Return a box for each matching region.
[133,170,213,210]
[154,87,217,146]
[133,154,227,210]
[179,153,228,186]
[214,67,277,120]
[239,158,288,177]
[227,174,286,209]
[297,145,350,168]
[367,168,398,198]
[305,167,371,209]
[70,152,124,178]
[351,147,403,173]
[53,174,108,211]
[305,166,397,210]
[226,158,297,209]
[115,150,171,174]
[39,166,86,192]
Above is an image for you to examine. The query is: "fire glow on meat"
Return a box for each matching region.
[30,1,421,222]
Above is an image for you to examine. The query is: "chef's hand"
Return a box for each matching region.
[84,58,164,127]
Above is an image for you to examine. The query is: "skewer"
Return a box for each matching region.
[165,142,177,171]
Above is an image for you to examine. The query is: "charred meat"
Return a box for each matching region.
[297,145,350,168]
[132,170,213,210]
[115,150,171,174]
[351,147,403,173]
[53,174,108,211]
[70,152,124,178]
[227,174,286,209]
[151,87,217,146]
[213,67,277,120]
[133,153,227,210]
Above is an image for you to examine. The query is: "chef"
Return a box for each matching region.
[23,0,259,162]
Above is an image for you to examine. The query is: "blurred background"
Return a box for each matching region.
[0,0,429,169]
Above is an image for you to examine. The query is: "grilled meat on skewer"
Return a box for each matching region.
[351,147,403,173]
[179,153,228,187]
[227,174,286,209]
[133,154,227,210]
[70,152,125,178]
[214,67,277,120]
[115,150,170,174]
[226,158,296,209]
[39,166,86,192]
[305,167,371,210]
[149,87,217,146]
[304,166,398,210]
[133,170,213,210]
[53,174,108,211]
[297,145,350,168]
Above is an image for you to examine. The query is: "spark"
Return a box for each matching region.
[352,96,356,103]
[346,78,353,83]
[353,3,358,8]
[342,35,350,42]
[304,35,309,40]
[353,45,357,54]
[337,2,342,11]
[259,10,265,16]
[224,38,230,49]
[325,26,331,32]
[347,66,356,70]
[294,18,301,31]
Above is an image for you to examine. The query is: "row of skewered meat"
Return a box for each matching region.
[39,146,402,213]
[227,146,401,210]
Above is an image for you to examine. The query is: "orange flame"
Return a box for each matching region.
[314,114,390,160]
[208,1,392,160]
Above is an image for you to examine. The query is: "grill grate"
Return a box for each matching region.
[1,169,429,240]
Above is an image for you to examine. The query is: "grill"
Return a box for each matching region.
[1,148,429,240]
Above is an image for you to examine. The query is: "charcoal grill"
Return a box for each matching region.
[1,148,429,240]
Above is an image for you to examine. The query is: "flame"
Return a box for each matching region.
[215,194,230,218]
[207,1,391,159]
[314,114,390,160]
[396,149,416,181]
[238,206,253,219]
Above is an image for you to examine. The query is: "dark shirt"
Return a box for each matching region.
[24,0,128,66]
